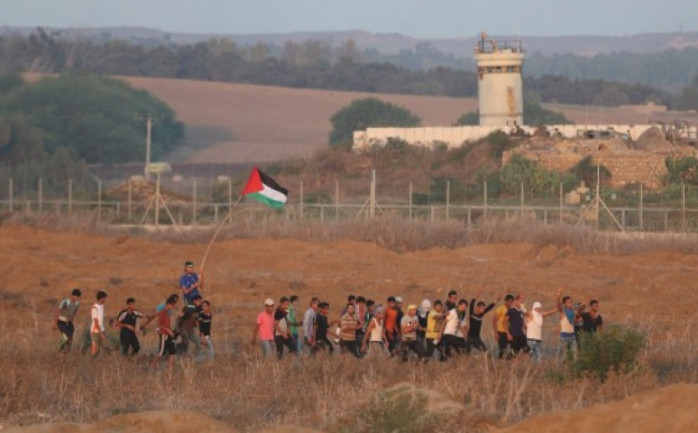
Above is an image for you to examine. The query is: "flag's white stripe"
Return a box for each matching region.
[260,183,287,203]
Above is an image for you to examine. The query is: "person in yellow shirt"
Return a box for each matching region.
[425,300,446,361]
[492,294,514,359]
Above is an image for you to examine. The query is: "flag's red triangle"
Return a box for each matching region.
[241,167,263,196]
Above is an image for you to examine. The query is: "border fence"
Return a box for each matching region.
[2,172,698,233]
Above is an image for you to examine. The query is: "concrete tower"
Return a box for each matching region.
[475,32,524,127]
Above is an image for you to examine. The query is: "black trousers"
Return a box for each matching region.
[275,335,295,359]
[339,339,359,357]
[399,339,426,361]
[497,332,511,359]
[312,338,334,355]
[120,330,140,355]
[426,338,445,361]
[441,334,470,358]
[468,336,487,352]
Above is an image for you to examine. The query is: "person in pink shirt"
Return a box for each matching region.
[251,298,275,357]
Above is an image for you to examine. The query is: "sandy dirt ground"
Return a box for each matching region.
[3,226,698,432]
[3,225,698,349]
[5,383,698,433]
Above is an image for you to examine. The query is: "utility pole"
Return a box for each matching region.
[144,116,152,181]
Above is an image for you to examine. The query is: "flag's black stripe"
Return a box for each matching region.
[258,169,289,196]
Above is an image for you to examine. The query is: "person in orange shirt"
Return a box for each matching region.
[384,296,399,354]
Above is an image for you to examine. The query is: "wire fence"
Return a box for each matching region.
[3,174,698,232]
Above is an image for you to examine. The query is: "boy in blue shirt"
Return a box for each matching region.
[180,261,204,306]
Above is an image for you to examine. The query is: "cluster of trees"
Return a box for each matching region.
[454,99,571,127]
[0,73,184,194]
[2,29,694,109]
[330,98,571,149]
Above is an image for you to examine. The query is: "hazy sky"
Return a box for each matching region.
[3,0,696,38]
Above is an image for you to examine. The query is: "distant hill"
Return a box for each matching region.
[22,74,693,166]
[3,26,698,57]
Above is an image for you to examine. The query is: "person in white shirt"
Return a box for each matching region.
[440,299,470,359]
[90,290,108,357]
[525,301,557,363]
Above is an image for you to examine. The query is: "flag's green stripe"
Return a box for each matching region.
[248,192,285,209]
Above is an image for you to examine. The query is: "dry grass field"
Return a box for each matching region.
[114,76,698,165]
[2,218,698,432]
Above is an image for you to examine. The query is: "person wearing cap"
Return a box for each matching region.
[251,298,276,358]
[398,304,426,362]
[54,288,82,353]
[114,297,146,357]
[180,260,204,307]
[525,301,557,363]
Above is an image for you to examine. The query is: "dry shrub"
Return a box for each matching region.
[1,323,692,432]
[5,213,698,256]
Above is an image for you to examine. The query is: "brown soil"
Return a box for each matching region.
[499,383,698,433]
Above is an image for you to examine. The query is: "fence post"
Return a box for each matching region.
[228,178,232,224]
[520,182,524,219]
[682,182,686,232]
[192,179,197,225]
[38,178,43,214]
[483,181,488,223]
[639,183,644,231]
[299,180,304,221]
[409,182,413,220]
[8,177,12,212]
[127,178,132,221]
[559,182,563,224]
[369,169,376,219]
[335,180,339,221]
[68,178,73,216]
[97,178,102,224]
[430,205,435,223]
[467,207,471,228]
[446,180,450,222]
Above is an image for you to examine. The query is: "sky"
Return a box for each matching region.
[3,0,697,39]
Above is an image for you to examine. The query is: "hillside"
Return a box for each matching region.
[112,76,698,166]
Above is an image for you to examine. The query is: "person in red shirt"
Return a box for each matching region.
[151,297,176,368]
[251,298,276,358]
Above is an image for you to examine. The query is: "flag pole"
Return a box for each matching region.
[200,195,243,273]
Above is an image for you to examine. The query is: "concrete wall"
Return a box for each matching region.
[353,124,658,150]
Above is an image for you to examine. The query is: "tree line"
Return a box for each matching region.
[0,73,184,196]
[3,28,696,109]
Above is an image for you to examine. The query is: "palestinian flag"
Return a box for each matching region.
[241,167,289,209]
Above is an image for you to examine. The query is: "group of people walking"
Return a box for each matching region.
[53,260,214,367]
[252,289,603,363]
[53,258,604,366]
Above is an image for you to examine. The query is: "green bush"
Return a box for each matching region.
[329,98,421,146]
[573,325,646,380]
